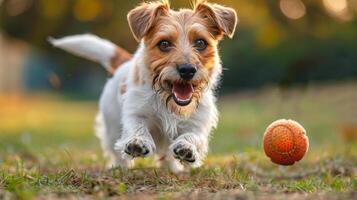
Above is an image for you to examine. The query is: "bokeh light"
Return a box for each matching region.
[323,0,353,21]
[279,0,306,20]
[73,0,103,22]
[351,0,357,12]
[323,0,347,13]
[5,0,33,17]
[40,0,67,19]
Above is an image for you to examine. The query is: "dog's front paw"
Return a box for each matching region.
[124,138,154,158]
[171,142,197,163]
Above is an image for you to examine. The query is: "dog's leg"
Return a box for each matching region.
[169,98,218,169]
[167,157,185,173]
[170,133,209,168]
[95,113,134,169]
[114,116,156,160]
[155,154,185,173]
[107,153,134,169]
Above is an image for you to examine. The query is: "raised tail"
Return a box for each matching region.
[48,34,132,74]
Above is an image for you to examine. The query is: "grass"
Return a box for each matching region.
[0,81,356,199]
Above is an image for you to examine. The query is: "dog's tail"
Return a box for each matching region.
[48,34,132,74]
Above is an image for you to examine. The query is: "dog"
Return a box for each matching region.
[49,0,237,172]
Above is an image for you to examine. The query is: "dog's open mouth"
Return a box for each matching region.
[172,82,193,106]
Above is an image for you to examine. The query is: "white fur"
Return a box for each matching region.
[48,34,117,70]
[52,35,220,172]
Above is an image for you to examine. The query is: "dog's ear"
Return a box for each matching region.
[195,2,238,39]
[127,1,170,42]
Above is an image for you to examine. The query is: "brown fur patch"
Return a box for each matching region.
[110,47,132,73]
[133,64,143,86]
[119,77,127,95]
[120,83,127,95]
[127,1,170,41]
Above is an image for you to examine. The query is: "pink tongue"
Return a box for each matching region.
[173,83,193,100]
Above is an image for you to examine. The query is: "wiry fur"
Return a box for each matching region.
[50,0,237,172]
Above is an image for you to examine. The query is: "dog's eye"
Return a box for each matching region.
[158,40,172,52]
[193,39,208,51]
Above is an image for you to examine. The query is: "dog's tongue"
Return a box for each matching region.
[173,82,193,101]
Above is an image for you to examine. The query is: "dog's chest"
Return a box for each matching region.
[148,103,180,140]
[126,86,198,140]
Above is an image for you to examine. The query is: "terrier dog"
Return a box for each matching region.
[50,0,237,172]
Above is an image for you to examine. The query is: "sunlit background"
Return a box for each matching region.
[0,0,356,160]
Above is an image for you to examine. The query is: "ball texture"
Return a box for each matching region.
[263,119,309,165]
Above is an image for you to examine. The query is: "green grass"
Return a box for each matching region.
[0,82,356,199]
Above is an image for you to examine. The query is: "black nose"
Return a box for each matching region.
[177,63,197,80]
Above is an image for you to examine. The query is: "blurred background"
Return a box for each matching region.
[0,0,356,164]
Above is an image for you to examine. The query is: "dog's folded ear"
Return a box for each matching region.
[195,2,238,39]
[128,1,170,42]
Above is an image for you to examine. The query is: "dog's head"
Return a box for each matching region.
[128,0,237,117]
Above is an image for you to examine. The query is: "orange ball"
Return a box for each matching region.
[263,119,309,166]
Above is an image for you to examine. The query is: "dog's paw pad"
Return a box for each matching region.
[124,140,151,158]
[173,143,196,163]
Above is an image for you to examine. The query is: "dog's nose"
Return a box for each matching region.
[177,63,197,80]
